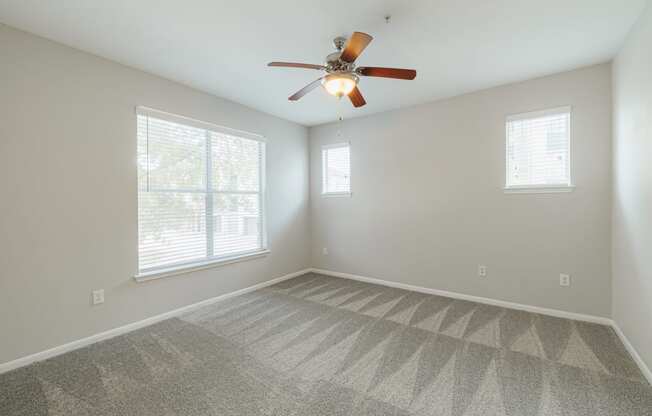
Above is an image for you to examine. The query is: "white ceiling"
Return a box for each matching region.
[0,0,646,126]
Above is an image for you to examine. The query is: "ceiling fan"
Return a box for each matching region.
[268,32,416,108]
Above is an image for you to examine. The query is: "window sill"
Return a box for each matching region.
[322,192,351,198]
[504,185,575,194]
[134,249,270,283]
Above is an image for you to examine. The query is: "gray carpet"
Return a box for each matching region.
[1,273,651,415]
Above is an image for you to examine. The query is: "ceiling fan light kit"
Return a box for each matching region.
[322,73,358,97]
[268,31,417,108]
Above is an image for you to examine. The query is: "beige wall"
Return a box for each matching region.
[0,18,634,366]
[612,4,652,372]
[0,24,311,364]
[310,64,613,317]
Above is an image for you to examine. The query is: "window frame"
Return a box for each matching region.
[134,106,268,281]
[321,142,352,197]
[504,106,575,194]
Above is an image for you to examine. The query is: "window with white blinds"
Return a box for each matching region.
[136,107,266,275]
[322,143,351,195]
[506,106,572,190]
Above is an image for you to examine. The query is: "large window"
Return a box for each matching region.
[505,106,573,192]
[136,107,266,276]
[322,143,351,196]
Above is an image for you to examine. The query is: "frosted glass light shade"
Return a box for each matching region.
[322,73,358,97]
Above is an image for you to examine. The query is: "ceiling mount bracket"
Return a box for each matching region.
[333,36,347,51]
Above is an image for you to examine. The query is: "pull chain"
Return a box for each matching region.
[336,96,344,139]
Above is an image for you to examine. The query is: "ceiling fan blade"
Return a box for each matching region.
[340,32,373,63]
[357,67,417,80]
[268,62,326,70]
[289,78,324,101]
[348,86,366,108]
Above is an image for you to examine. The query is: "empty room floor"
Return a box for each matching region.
[1,273,651,416]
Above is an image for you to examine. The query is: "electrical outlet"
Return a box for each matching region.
[559,274,571,287]
[92,289,105,305]
[478,265,487,277]
[322,247,329,256]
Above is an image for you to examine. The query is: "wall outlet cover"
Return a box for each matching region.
[478,265,487,277]
[559,274,571,287]
[322,247,329,256]
[92,289,105,305]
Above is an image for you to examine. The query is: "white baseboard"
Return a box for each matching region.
[310,268,613,325]
[4,266,651,388]
[611,323,652,385]
[0,268,311,375]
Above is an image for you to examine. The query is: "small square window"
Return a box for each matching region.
[505,107,573,193]
[322,143,351,196]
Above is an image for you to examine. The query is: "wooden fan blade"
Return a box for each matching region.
[340,32,373,63]
[357,67,417,80]
[289,78,324,101]
[348,86,366,108]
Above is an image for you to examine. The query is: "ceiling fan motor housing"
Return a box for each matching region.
[326,36,356,73]
[325,54,355,73]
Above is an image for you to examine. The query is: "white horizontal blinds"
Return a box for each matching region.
[140,116,207,191]
[137,110,265,273]
[138,193,207,269]
[137,114,208,270]
[213,194,261,257]
[506,107,571,187]
[211,132,260,192]
[210,132,263,257]
[322,144,351,194]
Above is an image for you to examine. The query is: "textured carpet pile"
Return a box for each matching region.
[1,273,651,415]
